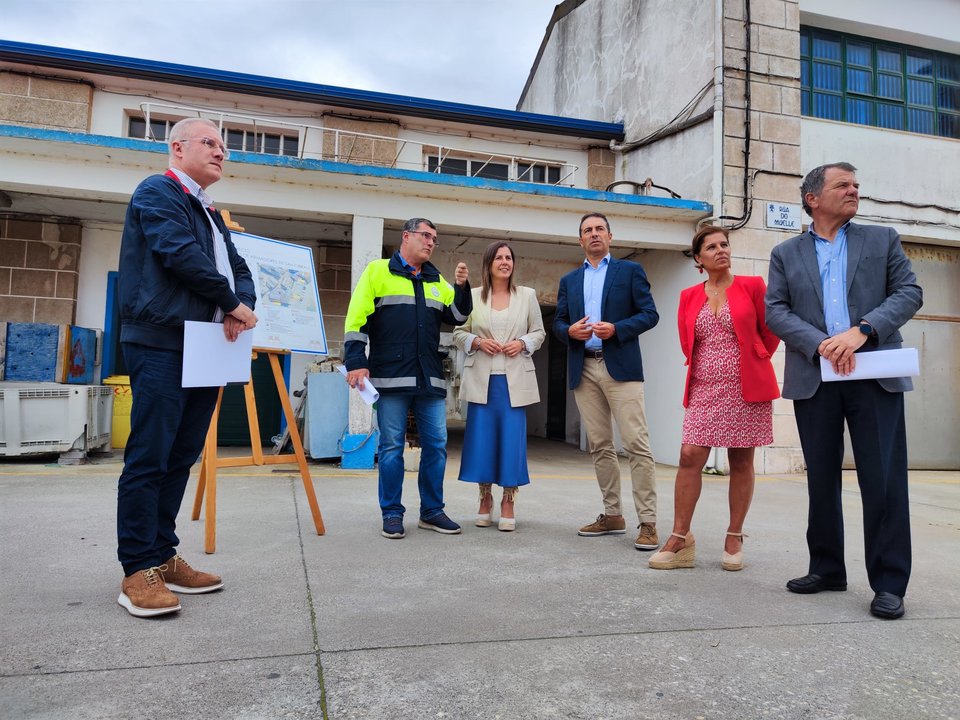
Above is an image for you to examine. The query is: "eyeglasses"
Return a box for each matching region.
[407,230,439,246]
[179,136,230,159]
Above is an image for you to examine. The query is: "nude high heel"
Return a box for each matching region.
[498,487,518,532]
[648,532,696,569]
[721,531,747,571]
[476,484,493,527]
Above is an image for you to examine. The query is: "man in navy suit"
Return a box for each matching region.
[766,162,922,620]
[554,212,661,550]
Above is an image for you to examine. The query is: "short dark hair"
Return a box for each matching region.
[691,226,729,268]
[579,212,611,235]
[402,217,436,234]
[800,162,857,215]
[479,241,516,304]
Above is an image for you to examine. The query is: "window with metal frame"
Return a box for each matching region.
[800,28,960,139]
[426,154,566,184]
[127,116,300,157]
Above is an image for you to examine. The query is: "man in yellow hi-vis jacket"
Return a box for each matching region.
[344,218,472,539]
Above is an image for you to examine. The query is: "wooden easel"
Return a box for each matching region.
[191,348,325,553]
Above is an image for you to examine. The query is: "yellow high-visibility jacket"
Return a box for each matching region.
[344,252,472,397]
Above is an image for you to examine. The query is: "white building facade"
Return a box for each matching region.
[520,0,960,469]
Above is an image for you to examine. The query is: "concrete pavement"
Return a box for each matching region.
[1,433,958,720]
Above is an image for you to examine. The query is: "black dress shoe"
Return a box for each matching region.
[786,573,848,594]
[870,592,905,619]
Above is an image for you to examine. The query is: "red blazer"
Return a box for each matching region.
[678,275,780,408]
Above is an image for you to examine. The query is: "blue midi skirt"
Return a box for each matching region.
[458,374,530,488]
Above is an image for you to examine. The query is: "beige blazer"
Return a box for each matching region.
[452,286,546,407]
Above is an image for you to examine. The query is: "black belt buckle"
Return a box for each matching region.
[585,349,603,359]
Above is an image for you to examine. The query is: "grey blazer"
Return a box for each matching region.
[765,222,923,400]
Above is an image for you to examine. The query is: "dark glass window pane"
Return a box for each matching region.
[800,33,809,58]
[877,104,904,129]
[247,133,261,152]
[439,158,468,176]
[282,136,299,156]
[472,162,508,180]
[813,92,842,120]
[264,134,281,154]
[226,129,244,151]
[801,89,811,115]
[877,73,903,100]
[149,120,167,140]
[129,117,146,138]
[813,36,841,61]
[907,53,934,76]
[908,79,934,106]
[908,107,934,134]
[846,98,873,125]
[877,48,901,72]
[548,166,561,184]
[427,156,439,172]
[847,68,872,94]
[813,62,841,91]
[940,55,960,83]
[939,113,960,138]
[801,62,810,87]
[846,41,871,67]
[938,84,960,111]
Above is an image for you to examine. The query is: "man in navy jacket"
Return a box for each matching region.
[116,118,257,618]
[554,212,660,550]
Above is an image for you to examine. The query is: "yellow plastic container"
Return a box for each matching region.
[104,375,132,449]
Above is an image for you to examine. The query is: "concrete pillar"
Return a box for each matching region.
[348,215,384,433]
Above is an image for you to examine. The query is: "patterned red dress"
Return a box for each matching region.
[681,299,773,447]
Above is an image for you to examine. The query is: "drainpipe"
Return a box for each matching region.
[711,0,725,221]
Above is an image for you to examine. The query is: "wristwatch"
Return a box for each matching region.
[858,320,875,337]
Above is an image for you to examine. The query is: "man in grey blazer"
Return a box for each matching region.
[765,162,922,620]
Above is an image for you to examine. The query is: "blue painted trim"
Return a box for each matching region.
[0,124,713,214]
[0,39,625,141]
[102,271,119,378]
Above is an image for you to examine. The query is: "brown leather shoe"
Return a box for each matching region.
[634,522,660,550]
[159,553,224,594]
[578,514,627,536]
[118,567,181,618]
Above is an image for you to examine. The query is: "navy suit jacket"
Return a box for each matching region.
[553,257,659,389]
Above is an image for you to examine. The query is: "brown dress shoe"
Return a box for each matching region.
[634,522,660,550]
[118,567,181,618]
[159,553,224,594]
[578,514,627,536]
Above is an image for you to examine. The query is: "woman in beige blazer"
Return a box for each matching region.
[453,242,545,531]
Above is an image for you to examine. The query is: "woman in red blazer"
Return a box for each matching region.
[650,227,779,572]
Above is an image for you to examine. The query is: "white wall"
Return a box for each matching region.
[801,0,960,53]
[75,223,122,331]
[519,0,717,200]
[801,118,960,245]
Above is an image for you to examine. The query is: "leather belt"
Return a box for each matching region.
[584,349,604,359]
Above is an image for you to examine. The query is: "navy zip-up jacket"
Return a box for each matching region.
[118,173,256,351]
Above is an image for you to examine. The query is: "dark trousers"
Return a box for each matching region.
[794,380,911,597]
[117,343,219,575]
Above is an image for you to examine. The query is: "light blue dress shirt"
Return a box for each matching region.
[811,221,851,336]
[582,254,610,351]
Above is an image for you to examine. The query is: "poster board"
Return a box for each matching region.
[229,232,328,355]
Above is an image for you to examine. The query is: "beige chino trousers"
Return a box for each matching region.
[573,356,657,523]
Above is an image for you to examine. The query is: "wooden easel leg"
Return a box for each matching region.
[192,388,223,519]
[269,353,325,535]
[204,388,224,554]
[244,379,264,465]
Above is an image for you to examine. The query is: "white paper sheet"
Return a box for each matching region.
[182,321,254,388]
[820,347,919,383]
[337,365,380,404]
